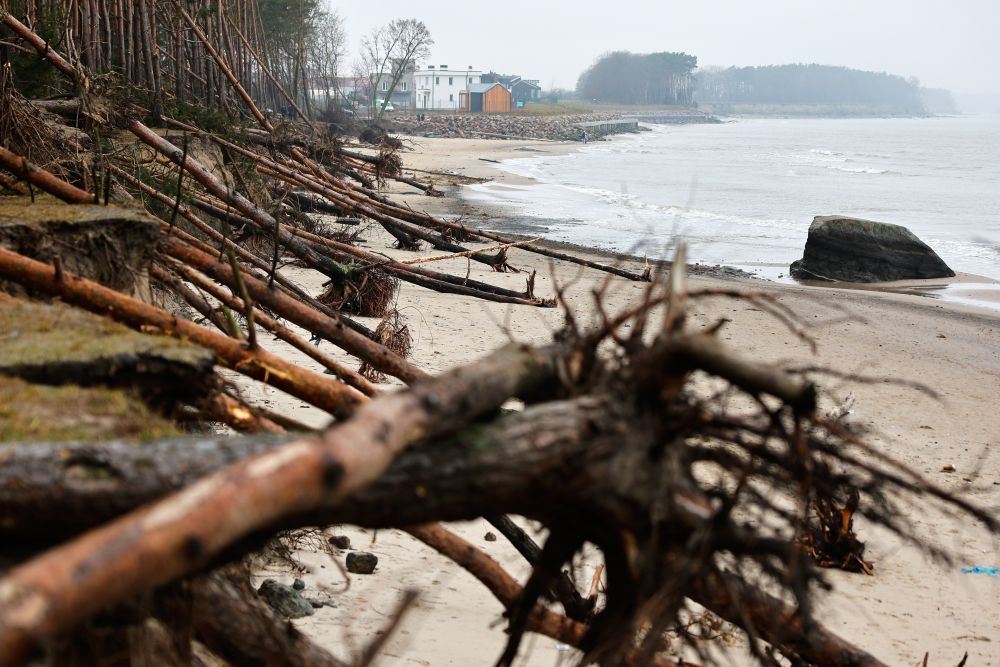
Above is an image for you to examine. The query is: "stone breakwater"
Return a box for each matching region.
[389,108,721,141]
[390,112,631,141]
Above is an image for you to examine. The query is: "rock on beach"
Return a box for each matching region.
[257,579,315,618]
[790,215,955,283]
[346,551,378,574]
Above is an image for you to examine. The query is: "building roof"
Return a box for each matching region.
[468,82,507,94]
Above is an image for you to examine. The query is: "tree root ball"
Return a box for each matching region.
[319,269,398,318]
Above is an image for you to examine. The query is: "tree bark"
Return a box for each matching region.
[0,342,562,666]
[0,147,92,204]
[157,259,378,396]
[159,236,428,385]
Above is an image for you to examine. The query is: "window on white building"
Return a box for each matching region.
[401,82,407,91]
[448,77,454,85]
[435,77,440,85]
[381,81,388,91]
[449,94,453,102]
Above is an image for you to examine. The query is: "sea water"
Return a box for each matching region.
[464,115,1000,282]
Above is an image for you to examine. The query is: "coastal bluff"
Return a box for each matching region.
[790,215,955,282]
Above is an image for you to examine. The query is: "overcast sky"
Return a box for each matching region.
[330,0,1000,94]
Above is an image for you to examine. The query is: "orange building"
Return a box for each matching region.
[460,82,511,113]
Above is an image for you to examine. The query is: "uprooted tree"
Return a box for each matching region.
[0,4,994,667]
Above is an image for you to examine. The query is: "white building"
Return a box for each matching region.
[414,65,482,111]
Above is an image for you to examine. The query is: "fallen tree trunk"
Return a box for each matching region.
[188,196,545,303]
[0,247,365,419]
[0,348,962,667]
[0,341,561,665]
[288,151,653,282]
[231,214,542,302]
[0,411,889,667]
[110,165,378,341]
[0,11,81,80]
[156,260,378,396]
[0,147,93,204]
[128,121,355,288]
[159,236,428,384]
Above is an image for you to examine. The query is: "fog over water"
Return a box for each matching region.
[334,0,1000,96]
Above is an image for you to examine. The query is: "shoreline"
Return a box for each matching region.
[392,134,1000,315]
[259,135,1000,666]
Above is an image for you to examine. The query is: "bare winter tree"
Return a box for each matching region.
[357,19,433,121]
[307,9,346,113]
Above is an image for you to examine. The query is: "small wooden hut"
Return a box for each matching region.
[460,82,511,113]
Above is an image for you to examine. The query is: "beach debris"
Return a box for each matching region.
[484,532,497,542]
[319,267,399,317]
[346,552,379,575]
[960,566,998,576]
[256,579,315,618]
[292,578,306,590]
[359,310,412,383]
[790,215,955,282]
[796,489,874,575]
[942,464,957,473]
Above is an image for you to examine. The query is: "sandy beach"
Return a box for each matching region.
[241,136,1000,666]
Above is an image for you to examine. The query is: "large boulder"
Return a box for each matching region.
[790,216,955,283]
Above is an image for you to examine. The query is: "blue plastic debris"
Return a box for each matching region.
[960,566,998,576]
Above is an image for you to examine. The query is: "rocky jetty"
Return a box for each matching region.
[390,113,633,141]
[790,216,955,283]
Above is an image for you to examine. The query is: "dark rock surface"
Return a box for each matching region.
[790,216,955,283]
[328,535,351,549]
[257,579,315,618]
[345,551,378,574]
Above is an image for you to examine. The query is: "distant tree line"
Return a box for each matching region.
[576,51,698,105]
[694,64,926,113]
